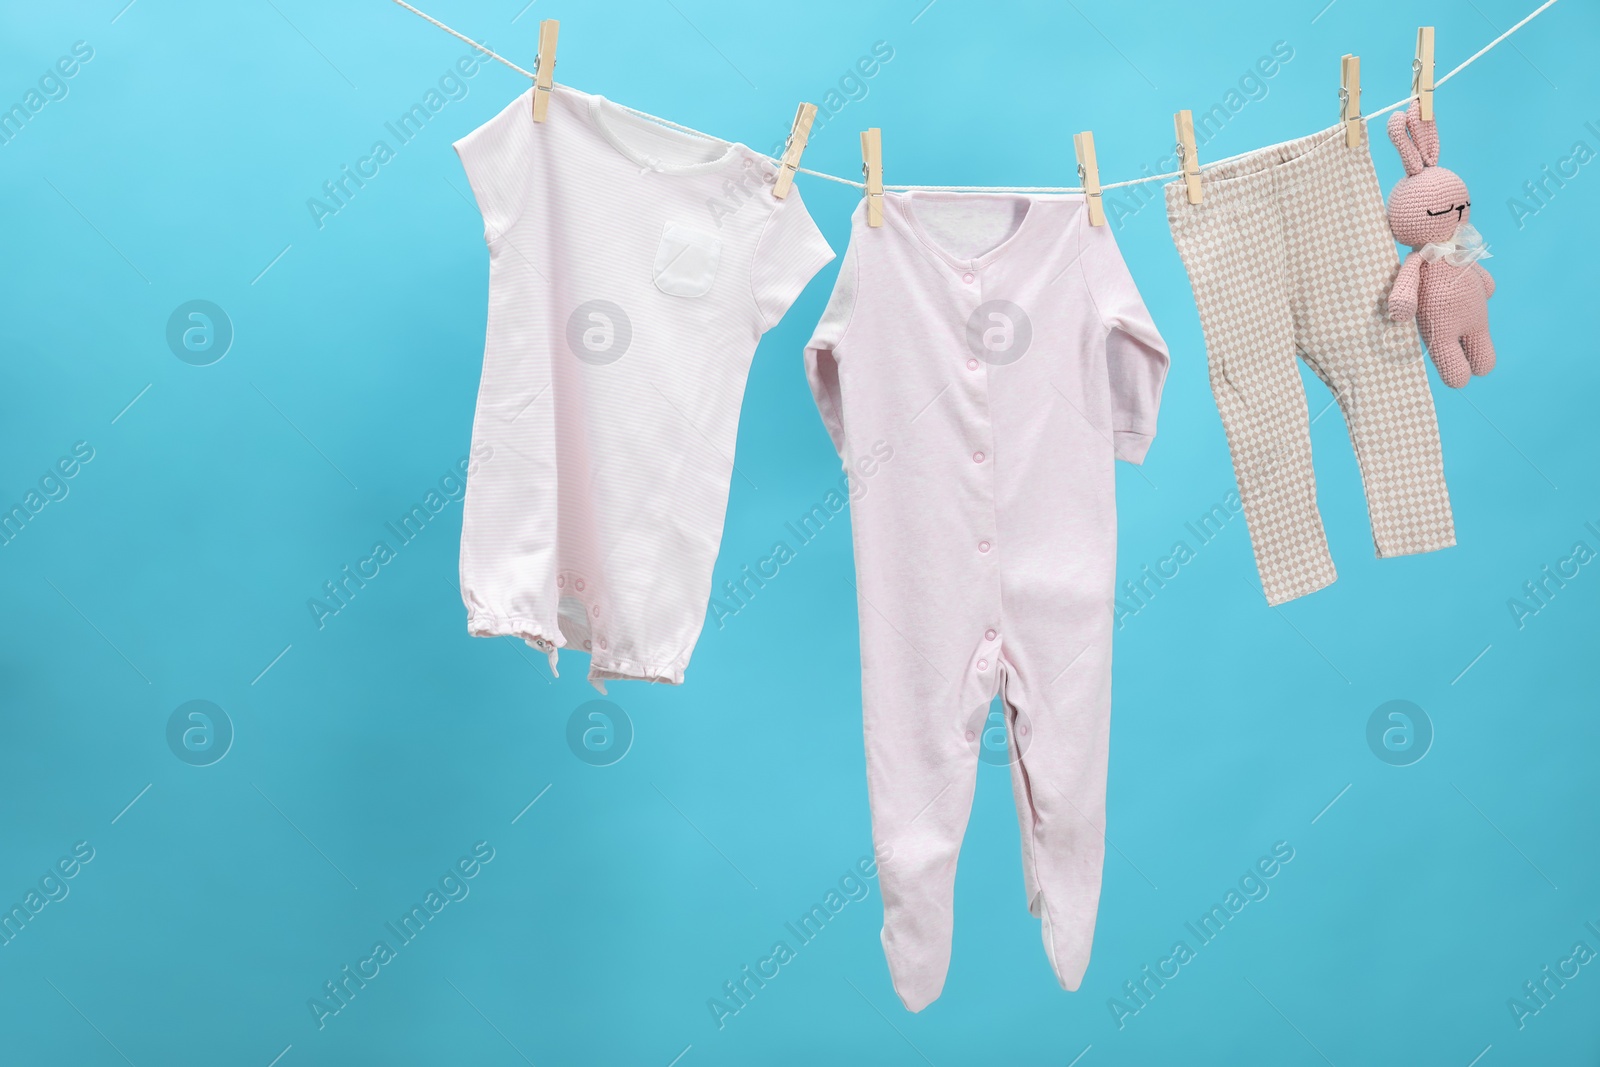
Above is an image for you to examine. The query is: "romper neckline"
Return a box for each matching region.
[582,90,745,176]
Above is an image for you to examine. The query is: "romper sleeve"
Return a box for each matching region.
[453,90,535,245]
[752,183,836,331]
[1081,223,1171,465]
[802,238,857,460]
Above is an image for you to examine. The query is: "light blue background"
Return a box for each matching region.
[1,0,1596,1063]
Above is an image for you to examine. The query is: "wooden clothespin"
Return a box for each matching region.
[1174,110,1202,205]
[860,128,884,227]
[1413,26,1435,121]
[1339,54,1362,148]
[773,103,817,200]
[1073,131,1105,227]
[531,19,559,122]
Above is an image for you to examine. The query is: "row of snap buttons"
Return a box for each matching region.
[962,270,997,680]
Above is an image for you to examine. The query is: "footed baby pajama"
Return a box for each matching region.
[454,86,833,689]
[805,191,1169,1010]
[1166,123,1456,606]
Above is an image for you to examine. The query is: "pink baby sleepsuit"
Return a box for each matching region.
[454,86,833,690]
[805,192,1169,1010]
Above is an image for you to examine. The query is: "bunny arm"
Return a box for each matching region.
[1474,261,1496,298]
[1388,252,1422,322]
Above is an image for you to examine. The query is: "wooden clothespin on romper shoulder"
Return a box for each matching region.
[1073,131,1106,226]
[1340,54,1362,148]
[1174,110,1202,204]
[773,103,818,199]
[531,19,559,121]
[1413,26,1436,121]
[861,128,884,227]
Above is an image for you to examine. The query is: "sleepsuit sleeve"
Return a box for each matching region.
[802,237,858,461]
[1081,224,1170,465]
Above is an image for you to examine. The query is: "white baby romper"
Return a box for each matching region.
[804,192,1168,1009]
[454,86,834,690]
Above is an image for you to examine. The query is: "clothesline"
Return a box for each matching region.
[388,0,1560,194]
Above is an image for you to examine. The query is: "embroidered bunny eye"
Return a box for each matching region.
[1425,206,1453,216]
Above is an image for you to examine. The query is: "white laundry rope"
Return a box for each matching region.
[388,0,1561,194]
[389,0,536,78]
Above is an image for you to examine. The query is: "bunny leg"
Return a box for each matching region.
[1463,330,1496,378]
[1429,335,1471,389]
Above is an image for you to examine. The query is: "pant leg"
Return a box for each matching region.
[1167,176,1338,604]
[1279,127,1457,559]
[996,627,1112,992]
[862,619,997,1012]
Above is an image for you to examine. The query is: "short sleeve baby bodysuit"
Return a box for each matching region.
[454,86,834,690]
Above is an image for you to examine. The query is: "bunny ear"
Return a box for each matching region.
[1414,111,1441,166]
[1403,101,1440,167]
[1388,109,1423,175]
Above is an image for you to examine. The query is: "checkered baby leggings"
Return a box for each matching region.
[1166,123,1456,605]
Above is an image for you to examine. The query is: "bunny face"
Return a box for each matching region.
[1386,104,1470,249]
[1388,165,1470,247]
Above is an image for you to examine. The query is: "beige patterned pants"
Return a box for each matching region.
[1166,124,1456,605]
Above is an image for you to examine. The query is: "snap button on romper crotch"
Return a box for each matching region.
[802,191,1171,1012]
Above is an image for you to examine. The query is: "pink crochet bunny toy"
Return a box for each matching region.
[1385,101,1495,388]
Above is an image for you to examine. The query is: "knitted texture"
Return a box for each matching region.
[1385,101,1496,388]
[1166,124,1457,606]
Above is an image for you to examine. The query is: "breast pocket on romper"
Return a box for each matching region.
[652,222,722,298]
